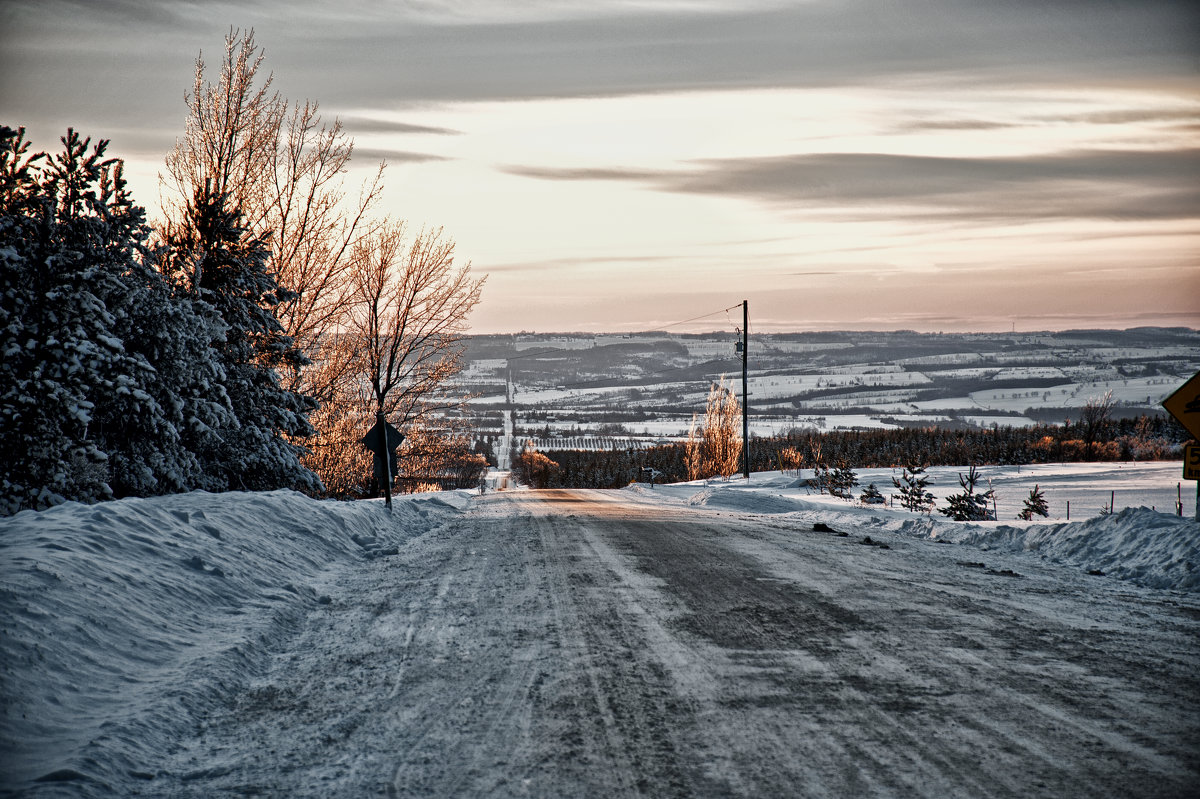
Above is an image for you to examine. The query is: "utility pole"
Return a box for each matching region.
[742,300,749,479]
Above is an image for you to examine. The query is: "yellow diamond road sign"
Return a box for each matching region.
[1162,370,1200,442]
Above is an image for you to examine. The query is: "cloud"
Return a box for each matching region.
[350,148,450,164]
[267,0,1200,106]
[1041,108,1200,127]
[499,165,660,183]
[339,117,462,136]
[5,0,1197,143]
[484,253,687,273]
[2,0,190,28]
[894,119,1022,132]
[507,148,1200,223]
[680,149,1200,222]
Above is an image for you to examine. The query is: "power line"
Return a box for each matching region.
[502,303,743,366]
[498,303,747,391]
[656,303,745,331]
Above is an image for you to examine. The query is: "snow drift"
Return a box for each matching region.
[639,465,1199,594]
[0,489,467,792]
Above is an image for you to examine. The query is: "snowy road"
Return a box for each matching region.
[160,489,1200,798]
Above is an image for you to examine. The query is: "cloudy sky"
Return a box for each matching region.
[3,0,1198,334]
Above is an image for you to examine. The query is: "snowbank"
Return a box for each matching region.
[949,508,1200,592]
[0,489,468,792]
[630,465,1199,593]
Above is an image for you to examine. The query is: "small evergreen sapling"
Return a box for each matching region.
[810,463,831,493]
[829,463,859,499]
[892,464,935,512]
[859,483,885,505]
[940,465,996,521]
[1017,484,1049,520]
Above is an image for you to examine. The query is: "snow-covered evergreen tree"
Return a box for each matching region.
[162,185,319,492]
[2,131,158,509]
[107,247,233,496]
[859,482,885,505]
[0,126,241,513]
[810,464,831,493]
[829,463,859,499]
[0,126,113,512]
[940,465,996,521]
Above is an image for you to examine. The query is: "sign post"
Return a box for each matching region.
[1162,371,1200,520]
[362,413,403,509]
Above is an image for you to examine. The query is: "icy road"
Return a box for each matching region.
[161,489,1199,798]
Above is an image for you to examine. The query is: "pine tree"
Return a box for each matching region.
[829,462,859,499]
[162,185,319,492]
[859,482,885,505]
[1017,484,1049,520]
[0,126,113,512]
[810,464,831,493]
[1,127,227,511]
[892,464,935,513]
[940,465,996,521]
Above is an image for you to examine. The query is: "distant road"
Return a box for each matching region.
[166,489,1200,798]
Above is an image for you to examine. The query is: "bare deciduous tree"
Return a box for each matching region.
[160,28,384,400]
[1080,389,1114,459]
[349,222,484,425]
[160,29,485,496]
[396,426,488,493]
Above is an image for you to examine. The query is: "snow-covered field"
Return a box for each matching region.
[1,464,1196,796]
[799,462,1192,522]
[461,330,1200,439]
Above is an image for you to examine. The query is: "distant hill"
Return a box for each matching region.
[458,328,1200,441]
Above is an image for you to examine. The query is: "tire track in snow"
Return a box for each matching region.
[156,489,1200,798]
[525,494,700,797]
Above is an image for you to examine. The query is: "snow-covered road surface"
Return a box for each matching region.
[154,489,1199,798]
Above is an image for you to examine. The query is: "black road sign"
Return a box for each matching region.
[362,417,403,505]
[362,418,403,456]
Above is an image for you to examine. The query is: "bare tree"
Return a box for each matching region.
[350,221,484,420]
[396,426,488,493]
[160,30,485,496]
[297,223,483,496]
[160,28,384,399]
[686,376,743,480]
[1080,389,1114,459]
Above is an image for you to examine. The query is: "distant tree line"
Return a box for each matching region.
[513,412,1186,491]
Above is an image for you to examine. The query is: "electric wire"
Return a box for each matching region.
[501,303,748,392]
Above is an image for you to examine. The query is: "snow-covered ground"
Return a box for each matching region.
[0,490,471,794]
[632,463,1199,592]
[798,462,1192,521]
[1,464,1196,796]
